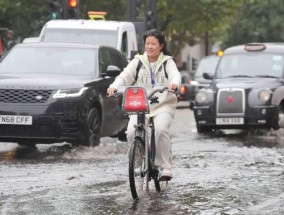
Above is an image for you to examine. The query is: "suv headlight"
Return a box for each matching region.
[195,91,207,103]
[53,87,88,98]
[258,90,271,102]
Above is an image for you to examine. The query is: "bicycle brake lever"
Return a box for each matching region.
[150,97,159,104]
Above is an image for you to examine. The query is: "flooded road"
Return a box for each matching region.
[1,103,284,215]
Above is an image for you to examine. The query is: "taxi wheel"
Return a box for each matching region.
[189,101,194,110]
[196,124,211,134]
[275,107,284,129]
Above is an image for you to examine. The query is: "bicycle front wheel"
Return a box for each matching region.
[128,138,145,200]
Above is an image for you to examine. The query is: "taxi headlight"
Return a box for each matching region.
[259,90,271,102]
[195,91,207,103]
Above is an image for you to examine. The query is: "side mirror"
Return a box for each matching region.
[203,72,213,80]
[102,65,121,77]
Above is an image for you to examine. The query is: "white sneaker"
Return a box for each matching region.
[159,168,172,181]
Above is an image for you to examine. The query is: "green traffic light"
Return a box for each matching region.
[51,12,57,19]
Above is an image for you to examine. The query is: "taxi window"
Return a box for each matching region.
[216,53,283,78]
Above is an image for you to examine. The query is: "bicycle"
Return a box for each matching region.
[117,86,170,200]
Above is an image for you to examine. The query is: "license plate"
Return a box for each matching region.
[0,115,32,125]
[216,117,244,125]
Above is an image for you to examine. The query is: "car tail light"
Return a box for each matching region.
[180,86,186,94]
[122,87,149,113]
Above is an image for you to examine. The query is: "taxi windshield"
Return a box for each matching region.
[215,53,284,79]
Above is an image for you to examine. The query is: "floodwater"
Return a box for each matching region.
[0,104,284,215]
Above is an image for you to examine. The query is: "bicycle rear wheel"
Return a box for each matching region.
[128,139,146,199]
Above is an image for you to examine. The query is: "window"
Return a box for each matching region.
[99,48,112,74]
[121,31,128,58]
[216,53,284,78]
[109,48,128,71]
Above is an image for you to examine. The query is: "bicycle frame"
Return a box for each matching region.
[118,86,168,198]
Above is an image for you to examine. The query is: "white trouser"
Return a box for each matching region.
[127,112,173,169]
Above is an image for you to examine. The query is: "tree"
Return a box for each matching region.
[222,0,284,48]
[0,0,49,44]
[156,0,243,57]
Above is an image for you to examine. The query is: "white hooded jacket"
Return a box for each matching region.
[109,52,181,117]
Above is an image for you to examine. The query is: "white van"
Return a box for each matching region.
[37,19,138,61]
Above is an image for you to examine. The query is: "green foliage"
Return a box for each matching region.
[156,0,243,56]
[223,0,284,48]
[0,0,50,40]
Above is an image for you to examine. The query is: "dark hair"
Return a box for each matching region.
[143,29,171,56]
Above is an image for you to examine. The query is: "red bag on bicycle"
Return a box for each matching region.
[122,87,149,113]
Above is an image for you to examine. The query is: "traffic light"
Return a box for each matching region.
[49,0,62,19]
[145,10,153,30]
[66,0,80,19]
[192,58,198,71]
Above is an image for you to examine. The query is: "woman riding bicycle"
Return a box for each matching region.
[107,29,181,181]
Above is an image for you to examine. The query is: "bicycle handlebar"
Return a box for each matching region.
[147,87,169,99]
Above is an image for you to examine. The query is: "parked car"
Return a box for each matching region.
[36,19,138,61]
[190,55,220,107]
[177,71,195,108]
[193,43,284,133]
[0,42,129,146]
[178,56,220,109]
[193,55,220,89]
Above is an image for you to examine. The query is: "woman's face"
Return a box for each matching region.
[145,36,163,61]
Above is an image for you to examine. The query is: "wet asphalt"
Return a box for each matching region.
[0,103,284,215]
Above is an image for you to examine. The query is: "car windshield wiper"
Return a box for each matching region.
[225,75,253,78]
[254,75,278,78]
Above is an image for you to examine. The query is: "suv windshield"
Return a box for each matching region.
[42,29,118,48]
[216,53,284,79]
[0,46,96,78]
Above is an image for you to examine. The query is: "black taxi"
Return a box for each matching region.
[193,43,284,133]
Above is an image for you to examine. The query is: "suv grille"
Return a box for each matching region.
[217,89,245,115]
[0,89,53,103]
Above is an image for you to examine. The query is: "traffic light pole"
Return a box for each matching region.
[128,0,137,22]
[144,0,157,30]
[127,0,157,30]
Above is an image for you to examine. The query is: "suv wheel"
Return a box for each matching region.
[117,129,127,142]
[82,108,101,147]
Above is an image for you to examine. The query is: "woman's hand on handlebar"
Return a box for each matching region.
[168,83,178,92]
[107,87,117,97]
